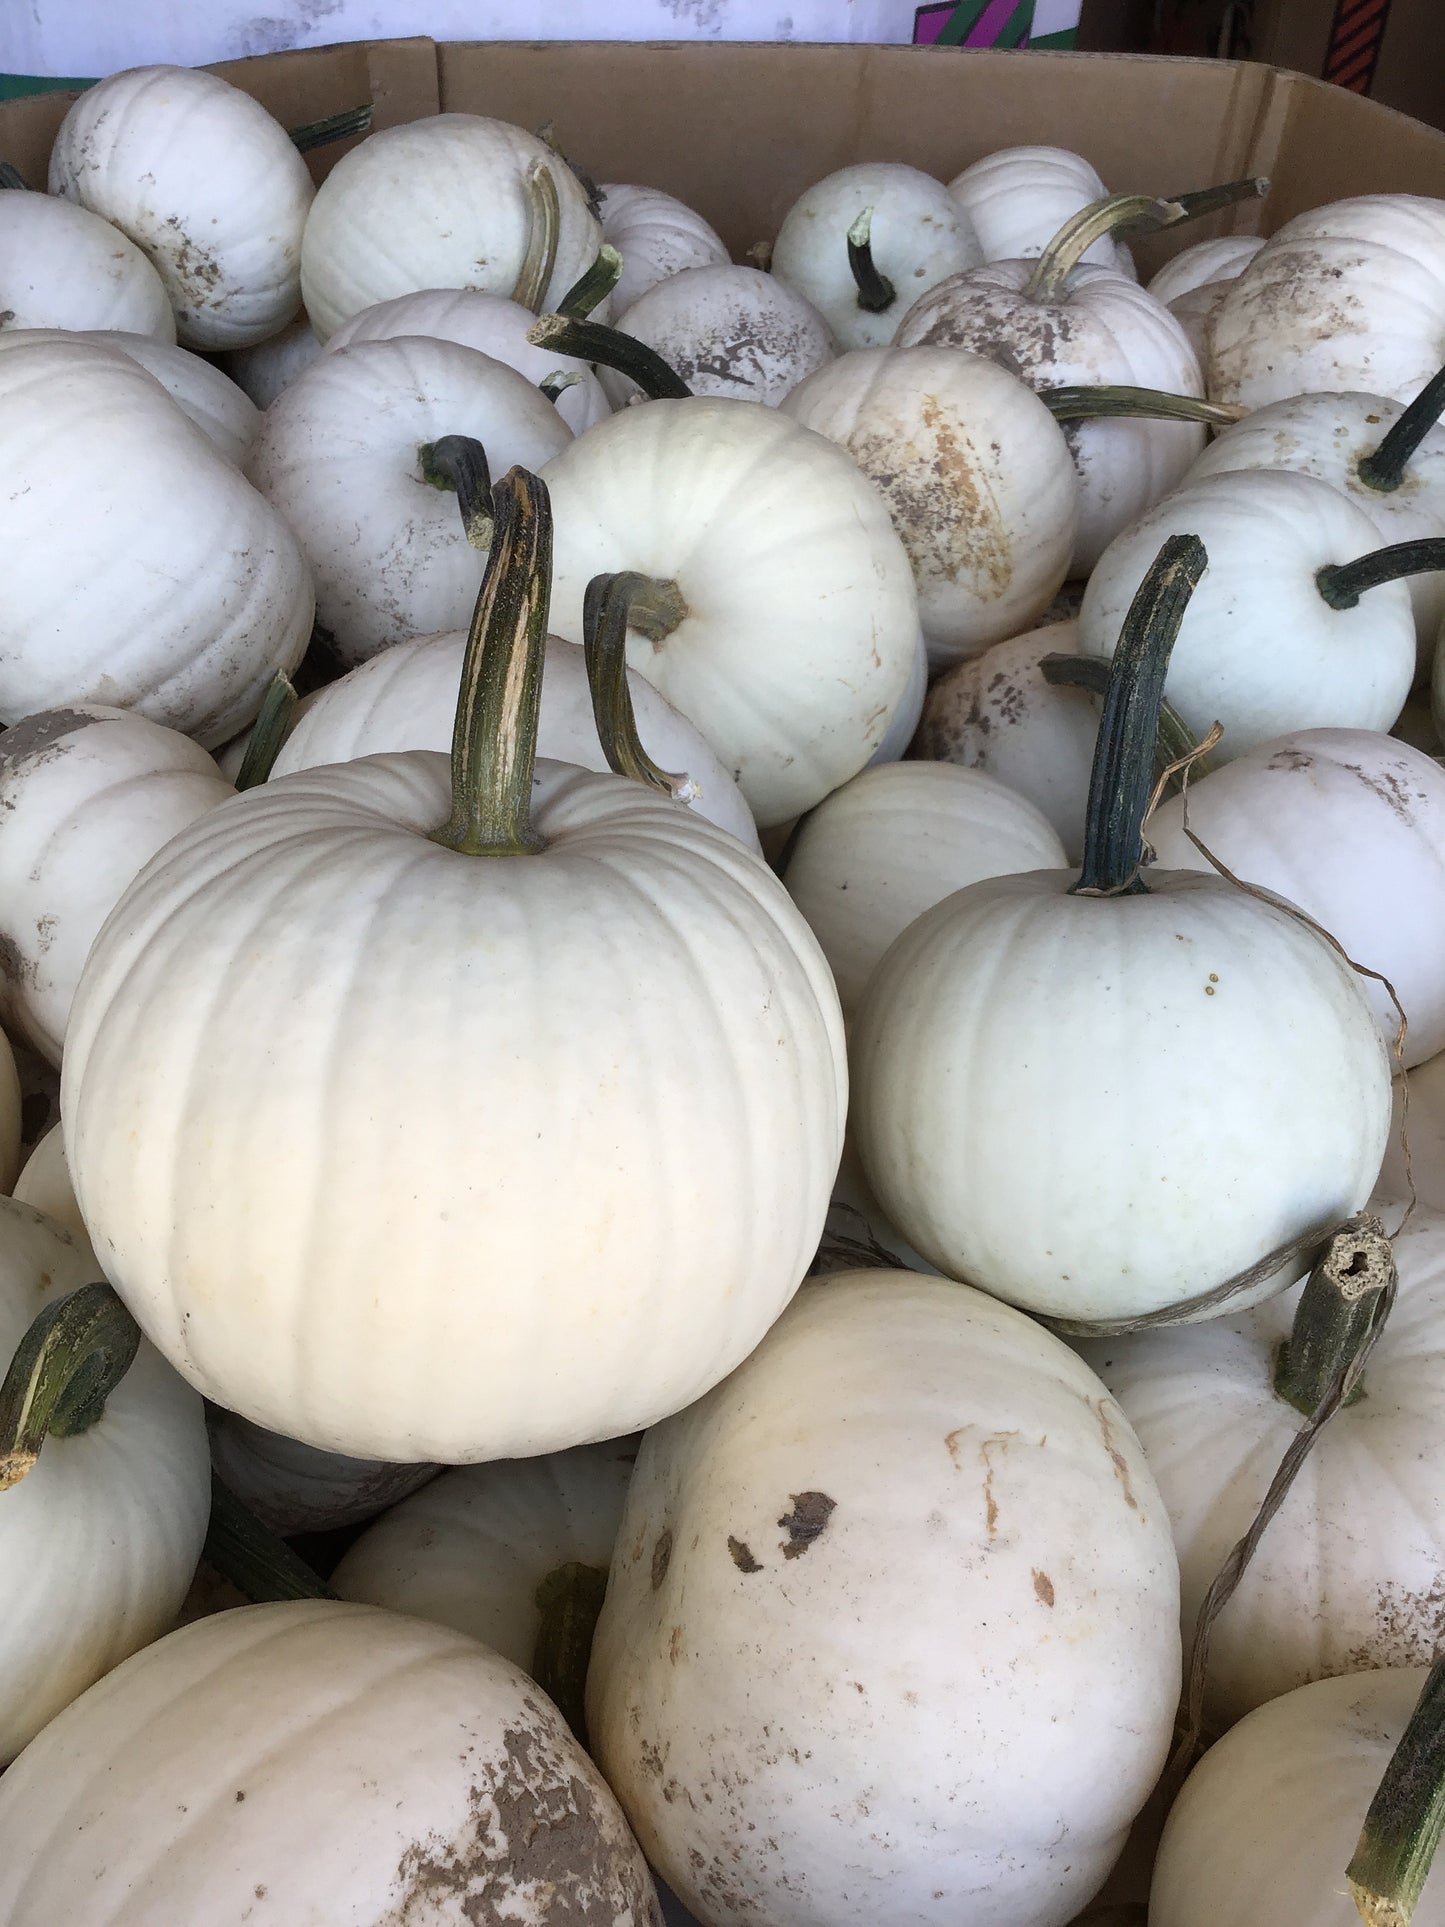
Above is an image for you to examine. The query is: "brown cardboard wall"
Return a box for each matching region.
[1251,0,1445,133]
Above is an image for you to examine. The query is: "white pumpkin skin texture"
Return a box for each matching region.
[948,145,1132,275]
[1146,234,1265,306]
[300,114,603,342]
[866,625,928,767]
[0,705,233,1067]
[0,338,313,747]
[245,334,572,668]
[0,1599,663,1926]
[62,754,846,1463]
[1378,1049,1445,1210]
[0,189,175,339]
[600,182,731,318]
[852,870,1391,1323]
[895,259,1205,574]
[605,264,834,408]
[542,397,919,827]
[588,1270,1180,1927]
[783,761,1068,1017]
[1151,1668,1445,1927]
[771,162,983,352]
[48,66,314,351]
[206,1410,438,1535]
[781,346,1078,667]
[12,1122,82,1236]
[332,1438,637,1666]
[1211,195,1445,410]
[909,616,1098,863]
[214,312,322,410]
[0,1027,19,1194]
[0,1196,209,1766]
[1079,470,1416,761]
[1148,728,1445,1068]
[273,630,760,851]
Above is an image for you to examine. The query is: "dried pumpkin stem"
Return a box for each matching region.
[1071,533,1208,897]
[0,162,28,190]
[1025,178,1268,303]
[556,243,623,320]
[1317,539,1445,611]
[1274,1215,1396,1416]
[430,466,553,859]
[527,312,692,400]
[1348,1661,1445,1927]
[512,160,562,314]
[1357,367,1445,494]
[582,573,698,801]
[0,1282,141,1490]
[419,434,494,551]
[290,104,372,154]
[1039,385,1245,428]
[847,207,897,314]
[540,370,584,407]
[233,671,298,791]
[532,1560,609,1748]
[1041,651,1216,792]
[203,1471,334,1602]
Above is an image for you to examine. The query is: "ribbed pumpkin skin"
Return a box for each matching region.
[600,183,731,318]
[61,754,846,1463]
[206,1411,439,1536]
[947,144,1131,273]
[0,190,176,338]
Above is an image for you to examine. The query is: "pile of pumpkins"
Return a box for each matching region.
[5,55,1445,1927]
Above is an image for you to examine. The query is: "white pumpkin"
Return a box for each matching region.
[771,162,983,352]
[332,1438,637,1666]
[323,287,611,434]
[782,761,1068,1017]
[48,65,314,350]
[245,335,572,667]
[0,1599,663,1924]
[0,706,233,1067]
[300,114,602,341]
[605,265,833,408]
[12,1123,82,1238]
[868,625,929,768]
[1211,195,1445,409]
[588,1269,1180,1927]
[0,1195,209,1765]
[206,1410,438,1536]
[909,617,1098,863]
[215,312,322,409]
[272,630,761,850]
[1151,1668,1445,1927]
[0,339,313,747]
[1378,1050,1445,1210]
[1146,234,1265,306]
[0,1027,19,1195]
[780,346,1078,667]
[1148,728,1445,1067]
[947,144,1133,275]
[1079,470,1417,760]
[542,397,919,826]
[600,182,731,318]
[0,188,175,339]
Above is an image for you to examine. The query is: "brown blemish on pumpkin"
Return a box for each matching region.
[777,1491,836,1560]
[1095,1399,1140,1511]
[1346,1570,1445,1671]
[668,1625,684,1665]
[1032,1569,1055,1607]
[650,1530,672,1590]
[727,1535,762,1574]
[0,707,100,780]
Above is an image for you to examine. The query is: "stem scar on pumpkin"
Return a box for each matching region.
[0,1282,140,1489]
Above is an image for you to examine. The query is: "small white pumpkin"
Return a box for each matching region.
[0,706,233,1067]
[12,1122,82,1237]
[771,162,983,352]
[0,188,175,339]
[588,1268,1180,1927]
[245,335,572,667]
[600,182,731,317]
[0,1027,19,1195]
[206,1410,438,1536]
[782,761,1068,1017]
[48,65,314,350]
[215,312,322,409]
[300,114,602,341]
[948,144,1133,274]
[0,1195,209,1765]
[605,265,833,408]
[1146,234,1265,306]
[0,1599,663,1923]
[780,345,1078,667]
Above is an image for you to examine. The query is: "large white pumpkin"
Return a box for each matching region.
[606,265,834,408]
[588,1269,1180,1927]
[0,1599,663,1924]
[1146,235,1265,306]
[0,188,175,338]
[600,182,731,318]
[947,145,1131,273]
[47,65,314,350]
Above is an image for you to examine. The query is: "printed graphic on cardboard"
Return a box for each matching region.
[913,0,1081,47]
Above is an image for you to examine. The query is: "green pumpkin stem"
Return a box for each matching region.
[540,370,585,407]
[1070,533,1208,898]
[531,1560,609,1747]
[1317,539,1445,611]
[0,162,28,190]
[1039,385,1246,428]
[582,573,697,800]
[430,467,553,860]
[1041,651,1216,794]
[512,161,562,315]
[233,672,298,791]
[1348,1662,1445,1927]
[203,1471,335,1602]
[1025,178,1268,303]
[419,434,494,551]
[846,207,897,315]
[289,104,373,154]
[0,1282,141,1490]
[527,311,692,400]
[557,243,623,320]
[1274,1215,1396,1417]
[1357,368,1445,494]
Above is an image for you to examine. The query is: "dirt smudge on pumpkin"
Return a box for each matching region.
[1095,1399,1140,1512]
[1032,1569,1055,1607]
[668,1625,684,1665]
[727,1535,762,1574]
[0,707,101,782]
[1344,760,1420,825]
[777,1491,836,1560]
[0,933,25,990]
[1347,1570,1445,1670]
[650,1529,672,1590]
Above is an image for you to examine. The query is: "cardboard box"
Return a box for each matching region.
[2,37,1444,275]
[1250,0,1445,132]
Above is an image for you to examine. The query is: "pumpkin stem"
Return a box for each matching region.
[1348,1661,1445,1927]
[532,1560,609,1747]
[203,1470,335,1601]
[1358,368,1445,492]
[289,104,373,154]
[0,162,27,190]
[846,207,897,315]
[527,311,692,400]
[0,1282,141,1490]
[1274,1215,1396,1417]
[419,434,494,551]
[1025,178,1268,303]
[1041,651,1217,793]
[234,672,298,791]
[539,370,585,408]
[512,160,562,315]
[556,243,623,320]
[1317,539,1445,611]
[429,466,553,859]
[1039,385,1246,428]
[582,573,699,802]
[1070,533,1208,898]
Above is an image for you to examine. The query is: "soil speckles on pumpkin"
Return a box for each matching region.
[777,1491,836,1560]
[727,1535,762,1574]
